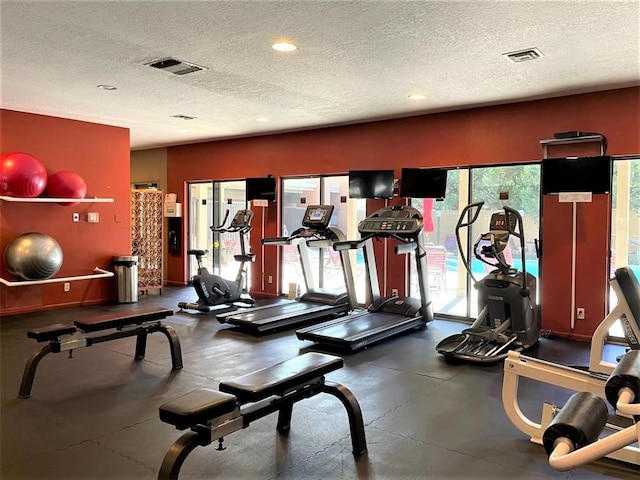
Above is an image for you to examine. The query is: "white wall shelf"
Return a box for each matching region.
[0,267,114,287]
[0,196,114,203]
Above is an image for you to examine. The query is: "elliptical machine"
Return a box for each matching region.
[178,209,255,314]
[436,202,540,363]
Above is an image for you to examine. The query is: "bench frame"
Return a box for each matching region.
[502,350,640,466]
[18,308,182,399]
[158,355,367,480]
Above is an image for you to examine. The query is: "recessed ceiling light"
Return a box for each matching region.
[176,129,188,133]
[256,117,269,122]
[408,94,426,100]
[272,42,297,52]
[97,84,117,90]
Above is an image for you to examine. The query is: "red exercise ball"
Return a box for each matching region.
[0,152,48,198]
[45,171,87,206]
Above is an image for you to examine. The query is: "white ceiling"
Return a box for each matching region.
[1,1,638,151]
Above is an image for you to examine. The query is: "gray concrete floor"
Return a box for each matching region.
[1,287,638,479]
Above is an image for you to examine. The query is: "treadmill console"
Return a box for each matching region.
[358,205,423,237]
[301,205,335,229]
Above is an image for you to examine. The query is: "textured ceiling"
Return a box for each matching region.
[1,1,638,151]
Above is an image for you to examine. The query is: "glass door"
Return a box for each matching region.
[213,181,248,280]
[187,180,247,280]
[609,157,640,338]
[188,182,213,277]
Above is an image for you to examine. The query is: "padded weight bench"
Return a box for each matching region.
[158,352,367,480]
[18,307,182,398]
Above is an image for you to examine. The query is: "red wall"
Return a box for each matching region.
[166,87,640,338]
[1,109,131,315]
[540,142,613,340]
[540,195,611,339]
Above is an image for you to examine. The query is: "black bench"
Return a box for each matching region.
[19,307,182,398]
[158,352,367,480]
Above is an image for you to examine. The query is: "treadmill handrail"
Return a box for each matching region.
[307,239,332,248]
[333,234,375,251]
[262,236,291,246]
[263,226,336,246]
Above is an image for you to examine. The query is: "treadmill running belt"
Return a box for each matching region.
[296,311,424,350]
[221,301,350,332]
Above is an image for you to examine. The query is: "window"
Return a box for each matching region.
[468,164,541,317]
[409,169,467,316]
[409,164,541,322]
[280,176,367,303]
[609,157,640,338]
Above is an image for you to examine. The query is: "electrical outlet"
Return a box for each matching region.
[72,213,80,222]
[268,275,273,284]
[63,282,70,292]
[391,288,399,296]
[576,307,585,320]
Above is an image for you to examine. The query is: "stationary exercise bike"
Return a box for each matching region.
[178,209,255,314]
[436,202,541,363]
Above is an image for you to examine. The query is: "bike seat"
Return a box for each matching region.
[187,249,208,257]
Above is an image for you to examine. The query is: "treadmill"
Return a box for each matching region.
[216,204,358,333]
[296,205,434,351]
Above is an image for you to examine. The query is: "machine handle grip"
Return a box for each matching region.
[394,241,417,255]
[456,201,484,229]
[503,205,529,282]
[210,209,231,232]
[503,206,524,237]
[333,240,362,251]
[455,202,484,285]
[262,236,291,246]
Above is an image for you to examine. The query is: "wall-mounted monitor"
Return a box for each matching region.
[399,168,448,199]
[541,156,612,195]
[246,177,277,202]
[348,170,394,199]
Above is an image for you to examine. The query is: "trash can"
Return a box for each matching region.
[113,255,138,303]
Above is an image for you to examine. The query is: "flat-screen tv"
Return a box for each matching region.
[246,177,277,202]
[541,156,612,195]
[348,170,394,199]
[399,168,448,199]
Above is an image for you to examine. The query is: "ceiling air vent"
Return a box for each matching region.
[169,114,197,120]
[146,57,207,76]
[502,48,544,63]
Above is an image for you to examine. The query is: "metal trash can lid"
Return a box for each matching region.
[113,255,138,266]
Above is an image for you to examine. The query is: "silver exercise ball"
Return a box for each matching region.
[4,232,63,280]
